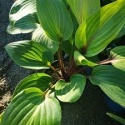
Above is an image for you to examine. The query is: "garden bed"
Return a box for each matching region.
[0,0,124,125]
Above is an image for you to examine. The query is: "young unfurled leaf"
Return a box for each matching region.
[67,0,100,24]
[55,74,86,102]
[13,73,52,97]
[107,113,125,125]
[0,88,61,125]
[74,51,98,67]
[36,0,73,41]
[5,40,54,69]
[32,25,59,55]
[8,0,37,34]
[90,65,125,106]
[110,46,125,71]
[75,1,125,57]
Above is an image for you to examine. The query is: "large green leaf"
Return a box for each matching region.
[66,0,100,24]
[110,46,125,71]
[1,88,61,125]
[5,40,54,69]
[8,0,37,34]
[36,0,73,42]
[74,51,98,67]
[75,0,125,57]
[55,74,86,102]
[13,73,52,97]
[32,25,59,55]
[89,65,125,106]
[107,113,125,125]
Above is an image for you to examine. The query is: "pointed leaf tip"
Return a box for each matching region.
[5,40,54,69]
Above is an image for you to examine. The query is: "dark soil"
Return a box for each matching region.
[0,0,124,125]
[0,0,32,113]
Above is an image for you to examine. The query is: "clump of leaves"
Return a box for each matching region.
[1,0,125,124]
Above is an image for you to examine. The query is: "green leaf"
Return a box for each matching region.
[110,46,125,71]
[116,24,125,39]
[9,0,36,21]
[13,73,52,97]
[55,74,86,102]
[7,14,38,34]
[32,25,59,55]
[107,113,125,125]
[74,51,98,66]
[8,0,37,34]
[0,112,3,124]
[75,1,125,57]
[66,0,100,24]
[36,0,73,41]
[1,88,61,125]
[5,40,54,69]
[62,39,73,54]
[89,65,125,106]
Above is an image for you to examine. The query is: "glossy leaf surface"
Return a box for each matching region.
[8,0,37,34]
[75,1,125,57]
[67,0,100,24]
[5,40,54,69]
[55,74,86,102]
[1,88,61,125]
[90,65,125,106]
[7,14,38,34]
[9,0,36,20]
[36,0,73,41]
[13,73,52,97]
[32,25,59,55]
[110,46,125,71]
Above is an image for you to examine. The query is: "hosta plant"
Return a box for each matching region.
[1,0,125,124]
